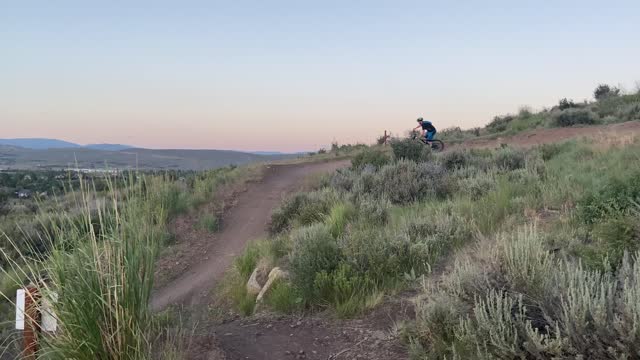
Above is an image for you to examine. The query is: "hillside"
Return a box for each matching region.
[2,85,640,359]
[441,85,640,143]
[0,138,81,149]
[0,146,299,170]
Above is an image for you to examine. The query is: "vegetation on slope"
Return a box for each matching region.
[229,133,640,358]
[0,164,260,358]
[439,84,640,143]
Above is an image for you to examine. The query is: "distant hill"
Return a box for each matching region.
[0,146,300,171]
[0,138,80,149]
[0,138,133,151]
[84,144,132,151]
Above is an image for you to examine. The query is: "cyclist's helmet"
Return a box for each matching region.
[416,117,423,122]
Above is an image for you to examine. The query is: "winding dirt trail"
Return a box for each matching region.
[151,160,349,311]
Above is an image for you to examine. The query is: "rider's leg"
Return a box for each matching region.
[426,130,435,141]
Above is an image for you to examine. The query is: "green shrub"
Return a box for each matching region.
[195,214,219,232]
[265,235,291,262]
[558,97,577,110]
[594,84,620,100]
[499,228,554,300]
[265,279,303,313]
[553,108,599,127]
[330,168,357,192]
[289,224,342,301]
[325,202,356,239]
[269,189,339,233]
[232,284,257,316]
[340,226,411,282]
[414,224,640,359]
[357,195,391,225]
[577,170,640,224]
[590,215,638,266]
[235,242,261,280]
[538,141,575,161]
[390,138,431,163]
[402,212,472,271]
[361,161,450,204]
[493,147,526,170]
[351,148,391,169]
[439,150,469,170]
[313,262,375,317]
[458,172,495,200]
[414,294,466,358]
[486,114,514,133]
[617,102,640,121]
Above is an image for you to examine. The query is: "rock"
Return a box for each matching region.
[246,262,271,296]
[256,267,289,303]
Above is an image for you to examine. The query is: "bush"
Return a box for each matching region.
[313,262,375,316]
[390,138,431,163]
[617,102,640,121]
[553,108,599,127]
[265,279,303,313]
[486,115,514,133]
[558,97,577,110]
[493,147,526,171]
[414,223,640,359]
[362,161,450,204]
[269,189,339,233]
[289,224,342,301]
[538,142,575,161]
[594,84,620,100]
[340,226,411,282]
[588,215,639,266]
[402,212,473,271]
[196,214,219,232]
[357,195,391,225]
[330,168,357,192]
[235,242,261,279]
[577,170,640,225]
[351,148,391,169]
[325,202,356,239]
[439,150,469,170]
[458,172,495,200]
[414,294,466,358]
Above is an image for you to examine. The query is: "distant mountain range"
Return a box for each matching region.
[0,138,299,155]
[0,138,303,170]
[0,138,132,151]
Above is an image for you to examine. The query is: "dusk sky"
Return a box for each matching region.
[2,1,639,152]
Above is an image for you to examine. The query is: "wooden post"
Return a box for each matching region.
[23,285,40,359]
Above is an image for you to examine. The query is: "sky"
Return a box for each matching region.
[1,0,639,152]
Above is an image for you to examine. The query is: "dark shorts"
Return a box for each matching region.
[426,130,436,141]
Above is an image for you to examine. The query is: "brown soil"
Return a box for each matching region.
[458,120,640,149]
[186,294,415,360]
[151,160,349,311]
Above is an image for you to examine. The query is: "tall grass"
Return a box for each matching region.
[0,173,184,358]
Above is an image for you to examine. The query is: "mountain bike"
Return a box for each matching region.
[411,133,445,152]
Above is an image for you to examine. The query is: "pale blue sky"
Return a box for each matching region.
[2,0,639,151]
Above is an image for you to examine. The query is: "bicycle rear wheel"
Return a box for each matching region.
[430,140,445,152]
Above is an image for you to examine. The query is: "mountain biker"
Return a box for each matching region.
[414,118,437,142]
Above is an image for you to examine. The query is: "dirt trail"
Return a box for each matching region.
[151,160,349,311]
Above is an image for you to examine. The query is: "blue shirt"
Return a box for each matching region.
[420,121,436,132]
